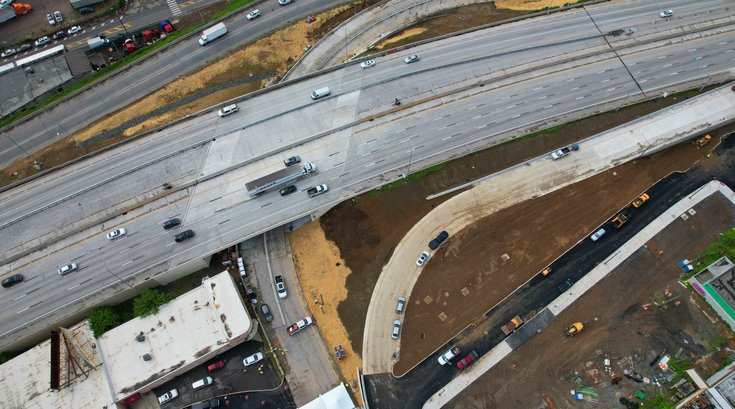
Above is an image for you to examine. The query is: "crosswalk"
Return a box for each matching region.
[166,0,182,16]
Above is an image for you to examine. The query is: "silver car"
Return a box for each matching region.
[404,54,419,64]
[391,320,402,340]
[58,263,78,276]
[416,251,430,266]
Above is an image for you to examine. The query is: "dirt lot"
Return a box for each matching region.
[446,192,735,408]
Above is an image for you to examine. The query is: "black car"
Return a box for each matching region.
[558,278,574,293]
[174,229,194,242]
[428,230,449,250]
[78,6,95,14]
[279,185,297,196]
[162,218,181,229]
[17,43,32,53]
[283,156,300,166]
[260,303,273,322]
[1,274,23,288]
[52,30,67,40]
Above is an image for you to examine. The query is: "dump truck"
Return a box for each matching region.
[198,22,227,46]
[565,322,584,336]
[0,3,32,24]
[437,346,461,365]
[501,315,524,336]
[307,184,328,197]
[550,143,580,160]
[611,212,629,228]
[631,193,650,208]
[245,162,316,196]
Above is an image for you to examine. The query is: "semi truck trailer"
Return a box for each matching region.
[245,162,316,196]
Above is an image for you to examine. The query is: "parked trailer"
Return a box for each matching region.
[245,163,315,196]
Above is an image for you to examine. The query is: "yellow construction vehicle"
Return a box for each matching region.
[695,134,712,148]
[565,322,584,336]
[541,266,552,276]
[611,212,629,228]
[631,193,650,208]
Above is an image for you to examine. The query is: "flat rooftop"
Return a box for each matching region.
[100,271,252,402]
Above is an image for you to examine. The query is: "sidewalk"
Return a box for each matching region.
[423,180,735,408]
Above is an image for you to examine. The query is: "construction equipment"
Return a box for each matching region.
[631,193,650,208]
[611,212,629,228]
[541,266,552,276]
[501,315,524,336]
[565,322,584,336]
[695,134,712,148]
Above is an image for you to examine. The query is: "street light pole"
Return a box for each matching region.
[403,147,415,179]
[118,14,131,39]
[4,133,42,169]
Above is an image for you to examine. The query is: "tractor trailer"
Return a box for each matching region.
[0,3,32,24]
[245,163,316,196]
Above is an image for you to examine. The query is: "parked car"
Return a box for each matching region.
[58,263,78,276]
[246,10,260,20]
[207,360,225,373]
[360,59,375,69]
[78,6,95,14]
[391,319,402,340]
[404,54,419,64]
[1,49,16,58]
[1,274,23,288]
[416,251,430,267]
[590,228,606,242]
[17,44,32,53]
[157,389,178,405]
[283,156,300,166]
[659,9,673,18]
[279,185,297,196]
[106,228,127,240]
[287,316,314,335]
[275,275,287,298]
[174,230,195,242]
[395,296,406,314]
[52,30,67,41]
[428,230,449,250]
[243,352,264,366]
[162,218,181,229]
[54,11,63,23]
[46,13,56,25]
[456,350,479,370]
[35,36,51,47]
[260,303,273,322]
[191,376,213,390]
[558,278,574,293]
[67,25,82,35]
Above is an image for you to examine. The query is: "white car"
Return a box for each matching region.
[67,25,82,35]
[404,54,419,64]
[46,13,56,25]
[35,36,51,47]
[287,316,314,335]
[58,263,78,276]
[659,9,673,18]
[157,389,178,405]
[360,59,375,69]
[1,48,17,58]
[590,228,606,242]
[106,228,127,240]
[243,351,264,366]
[275,275,287,299]
[246,9,260,20]
[416,251,430,266]
[53,10,63,23]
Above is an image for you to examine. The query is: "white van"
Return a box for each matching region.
[192,376,213,390]
[218,104,238,117]
[310,87,330,100]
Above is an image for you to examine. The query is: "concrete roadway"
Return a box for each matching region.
[0,2,733,349]
[0,0,352,167]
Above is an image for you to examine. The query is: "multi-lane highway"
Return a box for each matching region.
[0,0,733,351]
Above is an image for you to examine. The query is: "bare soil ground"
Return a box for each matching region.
[447,192,735,408]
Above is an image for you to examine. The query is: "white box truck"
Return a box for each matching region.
[199,22,227,46]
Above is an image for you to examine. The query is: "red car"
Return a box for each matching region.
[207,360,225,373]
[456,351,479,370]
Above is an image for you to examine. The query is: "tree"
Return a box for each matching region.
[133,288,172,317]
[88,306,124,337]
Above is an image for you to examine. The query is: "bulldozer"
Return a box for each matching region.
[611,212,629,228]
[565,322,584,336]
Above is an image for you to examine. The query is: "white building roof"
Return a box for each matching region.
[299,383,356,409]
[99,271,252,402]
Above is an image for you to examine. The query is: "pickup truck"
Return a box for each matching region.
[307,184,328,197]
[550,143,580,160]
[437,346,461,365]
[501,315,524,336]
[287,316,314,335]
